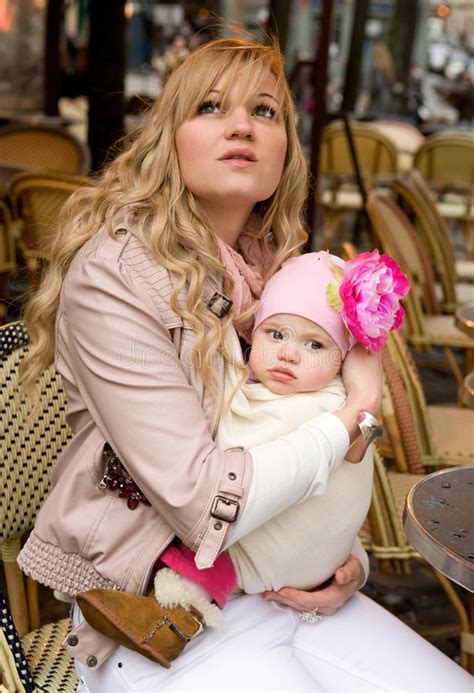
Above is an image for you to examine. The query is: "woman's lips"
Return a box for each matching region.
[219,158,257,169]
[219,148,258,169]
[268,368,296,382]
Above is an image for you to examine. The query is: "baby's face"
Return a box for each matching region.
[249,314,342,395]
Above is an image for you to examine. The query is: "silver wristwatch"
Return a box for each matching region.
[356,412,383,451]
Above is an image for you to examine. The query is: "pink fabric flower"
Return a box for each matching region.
[339,249,410,352]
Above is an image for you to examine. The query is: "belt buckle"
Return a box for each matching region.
[210,495,239,523]
[207,291,233,318]
[168,614,204,642]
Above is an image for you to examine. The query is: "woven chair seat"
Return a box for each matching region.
[436,200,474,221]
[455,260,474,282]
[434,282,474,306]
[428,405,474,459]
[386,470,425,526]
[422,314,474,349]
[21,618,78,692]
[320,187,363,210]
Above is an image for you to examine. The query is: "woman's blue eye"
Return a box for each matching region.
[254,103,277,119]
[270,330,284,340]
[198,100,221,115]
[307,340,322,350]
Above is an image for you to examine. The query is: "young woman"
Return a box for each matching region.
[18,37,470,691]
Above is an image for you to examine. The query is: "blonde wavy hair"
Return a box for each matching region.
[21,37,308,399]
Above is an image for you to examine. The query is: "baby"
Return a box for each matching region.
[78,249,409,664]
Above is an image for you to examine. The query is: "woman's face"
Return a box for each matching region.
[175,69,288,211]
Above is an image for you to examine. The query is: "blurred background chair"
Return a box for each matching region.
[0,201,15,324]
[0,123,91,177]
[1,321,72,636]
[369,120,425,174]
[318,120,398,246]
[7,171,90,289]
[394,171,474,313]
[366,190,474,388]
[413,131,474,258]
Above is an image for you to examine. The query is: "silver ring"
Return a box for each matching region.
[299,607,322,624]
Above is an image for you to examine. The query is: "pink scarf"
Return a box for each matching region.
[216,229,270,341]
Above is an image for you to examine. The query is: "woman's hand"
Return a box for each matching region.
[341,344,383,416]
[263,554,365,615]
[333,345,383,447]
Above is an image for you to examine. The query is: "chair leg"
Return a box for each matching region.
[1,538,30,636]
[27,577,40,631]
[431,567,471,672]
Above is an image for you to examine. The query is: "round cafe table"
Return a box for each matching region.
[404,466,474,671]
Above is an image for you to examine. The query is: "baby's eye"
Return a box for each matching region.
[270,330,284,340]
[306,340,322,350]
[253,103,277,119]
[198,100,222,115]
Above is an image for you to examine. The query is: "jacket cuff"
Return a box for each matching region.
[302,412,350,470]
[193,447,252,570]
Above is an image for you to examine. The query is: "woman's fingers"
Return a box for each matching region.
[264,555,365,615]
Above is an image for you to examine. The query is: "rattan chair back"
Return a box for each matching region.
[366,191,440,341]
[8,171,90,286]
[0,123,91,175]
[0,323,72,544]
[382,332,436,471]
[0,201,15,277]
[0,323,77,691]
[320,120,398,184]
[394,172,459,308]
[413,130,474,194]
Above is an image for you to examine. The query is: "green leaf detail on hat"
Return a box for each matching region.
[328,259,345,282]
[326,281,342,312]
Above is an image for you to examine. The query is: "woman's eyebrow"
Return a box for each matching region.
[207,89,280,105]
[259,92,280,104]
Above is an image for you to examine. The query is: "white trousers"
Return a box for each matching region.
[74,592,472,692]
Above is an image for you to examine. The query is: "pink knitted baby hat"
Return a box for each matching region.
[253,251,356,358]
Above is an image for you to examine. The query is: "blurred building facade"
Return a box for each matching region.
[0,0,472,129]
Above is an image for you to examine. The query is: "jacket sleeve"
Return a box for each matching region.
[59,249,253,568]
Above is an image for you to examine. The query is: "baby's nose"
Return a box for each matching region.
[278,342,299,363]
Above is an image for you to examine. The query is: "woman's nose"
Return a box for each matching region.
[224,107,254,140]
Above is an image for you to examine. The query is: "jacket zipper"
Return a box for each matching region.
[211,357,226,441]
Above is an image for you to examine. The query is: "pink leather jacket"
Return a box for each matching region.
[18,215,253,667]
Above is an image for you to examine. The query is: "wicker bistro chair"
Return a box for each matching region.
[362,331,473,669]
[0,123,91,176]
[0,322,77,691]
[362,449,472,670]
[1,589,77,693]
[413,131,474,258]
[366,191,474,387]
[394,171,474,312]
[381,331,474,471]
[318,120,398,246]
[8,171,90,289]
